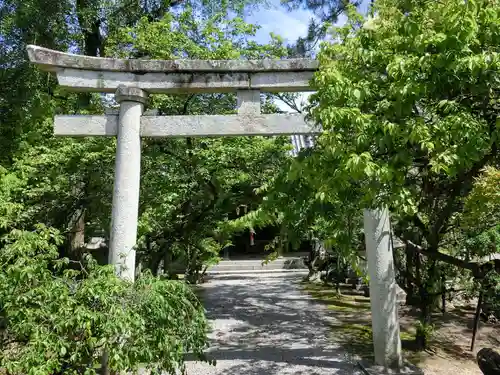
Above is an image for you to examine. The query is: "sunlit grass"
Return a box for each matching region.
[303,281,416,360]
[303,282,371,311]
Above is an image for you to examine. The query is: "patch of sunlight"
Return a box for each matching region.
[304,280,418,361]
[302,282,370,312]
[400,330,415,341]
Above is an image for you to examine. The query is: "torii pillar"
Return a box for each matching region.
[363,208,403,370]
[109,86,148,280]
[26,45,404,370]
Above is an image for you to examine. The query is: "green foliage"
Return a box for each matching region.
[0,225,209,374]
[189,0,269,17]
[106,9,292,278]
[465,225,500,259]
[0,0,300,372]
[464,224,500,316]
[415,320,435,341]
[108,7,288,59]
[250,0,500,349]
[1,1,299,371]
[309,0,499,253]
[1,0,292,276]
[462,167,500,234]
[228,149,365,271]
[483,270,500,317]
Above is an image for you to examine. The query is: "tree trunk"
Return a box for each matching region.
[471,290,483,352]
[441,273,446,315]
[185,245,200,284]
[67,0,101,261]
[76,0,103,57]
[415,252,430,350]
[405,245,415,304]
[67,207,86,258]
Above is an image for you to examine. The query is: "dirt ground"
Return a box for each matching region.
[304,282,500,375]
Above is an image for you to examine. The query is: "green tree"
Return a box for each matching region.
[226,146,366,285]
[461,168,500,321]
[0,0,270,256]
[0,0,290,261]
[0,1,291,373]
[303,0,499,348]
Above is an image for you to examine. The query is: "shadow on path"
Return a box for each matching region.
[185,272,357,375]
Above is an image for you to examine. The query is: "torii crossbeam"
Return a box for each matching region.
[27,45,319,138]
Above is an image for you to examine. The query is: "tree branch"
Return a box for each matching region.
[181,94,195,115]
[275,93,302,113]
[405,240,500,278]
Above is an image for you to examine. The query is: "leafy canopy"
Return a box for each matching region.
[106,8,293,277]
[0,2,294,373]
[308,0,499,253]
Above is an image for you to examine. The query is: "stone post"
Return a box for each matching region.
[108,86,148,281]
[363,208,403,369]
[237,89,260,115]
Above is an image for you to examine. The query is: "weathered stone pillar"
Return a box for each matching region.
[108,86,147,281]
[363,208,402,369]
[237,89,260,115]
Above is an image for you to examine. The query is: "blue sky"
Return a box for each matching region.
[245,0,330,46]
[243,0,333,112]
[244,0,370,45]
[242,0,370,112]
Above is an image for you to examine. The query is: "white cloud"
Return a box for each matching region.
[275,92,314,113]
[335,13,348,27]
[254,9,310,44]
[246,0,314,45]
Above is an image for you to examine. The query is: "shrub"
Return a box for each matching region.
[0,225,210,374]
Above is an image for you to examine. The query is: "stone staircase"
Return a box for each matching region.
[206,256,307,273]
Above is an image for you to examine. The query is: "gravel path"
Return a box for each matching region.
[185,271,358,375]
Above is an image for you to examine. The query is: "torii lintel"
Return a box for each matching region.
[26,45,318,94]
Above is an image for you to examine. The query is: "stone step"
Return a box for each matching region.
[207,257,307,272]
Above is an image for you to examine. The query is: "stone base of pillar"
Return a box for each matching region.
[357,360,424,375]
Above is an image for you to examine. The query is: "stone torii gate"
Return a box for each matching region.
[27,45,404,371]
